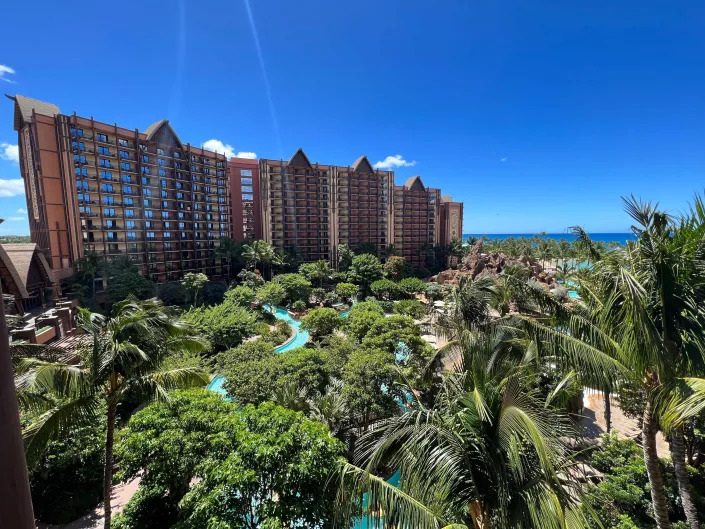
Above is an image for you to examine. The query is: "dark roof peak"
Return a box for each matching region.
[404,175,425,191]
[352,155,375,173]
[289,148,312,168]
[6,94,60,131]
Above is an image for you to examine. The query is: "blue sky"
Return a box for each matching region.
[1,0,704,235]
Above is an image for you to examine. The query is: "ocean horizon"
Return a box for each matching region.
[462,233,637,244]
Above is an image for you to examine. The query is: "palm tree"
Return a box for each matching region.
[215,236,244,280]
[558,196,705,529]
[242,240,276,277]
[74,250,104,305]
[338,328,594,529]
[14,298,209,529]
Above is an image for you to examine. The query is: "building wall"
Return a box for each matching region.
[228,157,261,241]
[392,183,440,268]
[15,107,230,283]
[440,200,463,245]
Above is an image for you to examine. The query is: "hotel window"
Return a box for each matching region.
[191,164,197,171]
[217,170,224,177]
[176,192,184,199]
[157,148,165,156]
[124,197,134,206]
[121,162,131,171]
[142,166,150,174]
[118,138,130,147]
[70,127,84,137]
[125,209,134,217]
[79,206,91,214]
[217,179,224,186]
[217,161,224,168]
[74,154,87,164]
[127,232,137,241]
[219,197,226,203]
[106,220,114,229]
[145,221,152,228]
[72,141,85,151]
[158,158,166,167]
[159,169,166,177]
[142,176,151,185]
[240,169,252,177]
[103,196,115,205]
[164,231,171,238]
[100,171,112,180]
[120,150,130,159]
[126,220,135,229]
[174,151,181,159]
[142,155,149,163]
[100,159,111,168]
[145,210,153,218]
[78,193,90,202]
[123,186,133,194]
[139,144,147,151]
[97,133,108,143]
[178,212,185,219]
[161,190,167,198]
[121,175,132,183]
[241,185,253,193]
[75,167,88,177]
[242,193,253,201]
[104,208,116,216]
[147,232,155,239]
[98,146,110,155]
[107,232,117,241]
[143,188,152,197]
[178,222,185,229]
[77,181,89,191]
[162,200,168,208]
[164,221,171,229]
[181,232,187,239]
[101,183,114,193]
[204,167,210,175]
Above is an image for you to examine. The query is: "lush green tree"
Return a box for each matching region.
[184,301,257,353]
[157,281,187,306]
[299,259,332,287]
[370,278,402,300]
[255,282,286,309]
[337,243,355,272]
[272,273,312,305]
[393,299,428,319]
[345,306,385,343]
[319,335,357,378]
[348,253,384,296]
[338,330,593,529]
[74,250,104,305]
[341,347,399,429]
[237,268,265,289]
[398,276,427,298]
[300,307,340,342]
[220,344,329,404]
[335,282,358,302]
[15,299,208,529]
[357,241,378,255]
[242,239,277,274]
[181,272,209,307]
[105,269,155,305]
[177,402,344,529]
[224,284,255,307]
[201,281,226,306]
[384,255,407,279]
[115,392,344,529]
[215,236,245,279]
[29,419,105,524]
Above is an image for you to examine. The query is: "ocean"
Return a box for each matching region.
[462,233,637,245]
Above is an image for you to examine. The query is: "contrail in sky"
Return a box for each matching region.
[243,0,283,157]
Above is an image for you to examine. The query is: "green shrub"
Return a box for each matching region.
[184,302,257,354]
[272,273,312,305]
[225,285,255,307]
[291,299,307,312]
[300,307,340,341]
[393,299,428,319]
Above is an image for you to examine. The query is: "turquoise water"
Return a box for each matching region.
[568,291,580,299]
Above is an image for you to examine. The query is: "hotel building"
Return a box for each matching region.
[254,149,463,269]
[7,94,230,283]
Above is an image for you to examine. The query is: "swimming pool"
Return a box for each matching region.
[568,290,580,299]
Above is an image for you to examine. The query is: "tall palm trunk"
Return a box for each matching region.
[643,398,672,529]
[670,427,700,529]
[103,400,116,529]
[604,389,612,432]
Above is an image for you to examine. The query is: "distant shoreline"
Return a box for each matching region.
[463,233,636,244]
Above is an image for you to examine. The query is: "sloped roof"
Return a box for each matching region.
[0,244,54,299]
[144,119,183,148]
[352,155,375,173]
[404,175,426,191]
[289,148,312,167]
[6,94,61,131]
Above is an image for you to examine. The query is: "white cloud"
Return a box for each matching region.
[0,65,16,84]
[202,139,257,160]
[500,157,507,162]
[6,216,26,221]
[373,154,416,170]
[0,143,19,164]
[0,179,25,197]
[17,208,26,214]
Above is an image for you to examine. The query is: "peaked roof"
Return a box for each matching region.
[404,175,426,191]
[0,243,54,299]
[144,119,183,148]
[289,148,312,167]
[352,155,375,173]
[6,94,61,131]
